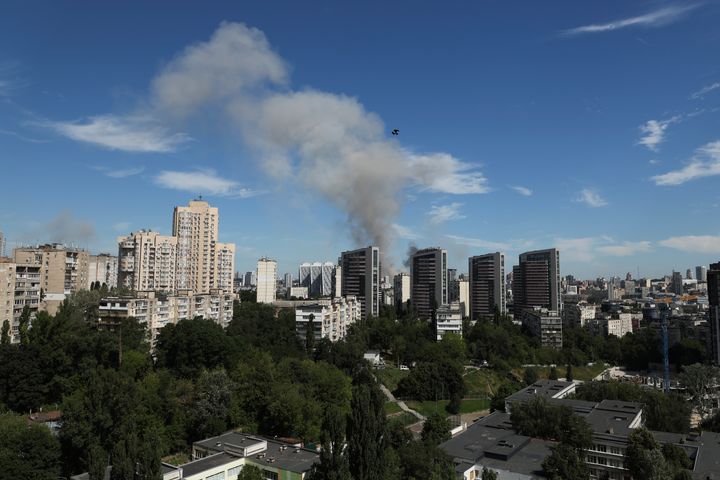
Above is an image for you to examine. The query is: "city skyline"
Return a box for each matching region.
[2,2,720,278]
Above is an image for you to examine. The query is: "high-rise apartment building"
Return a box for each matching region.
[0,231,5,257]
[512,248,561,319]
[340,246,380,319]
[244,271,257,287]
[708,262,720,365]
[172,200,235,294]
[458,277,469,318]
[284,273,293,288]
[393,272,410,311]
[410,248,447,320]
[686,268,694,280]
[0,258,14,341]
[298,262,335,297]
[697,265,708,283]
[117,231,178,292]
[13,244,89,315]
[257,257,277,303]
[87,253,118,289]
[671,271,683,296]
[468,252,506,320]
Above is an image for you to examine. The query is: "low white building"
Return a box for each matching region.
[295,296,360,343]
[286,286,309,299]
[435,302,463,341]
[562,302,596,327]
[602,314,633,338]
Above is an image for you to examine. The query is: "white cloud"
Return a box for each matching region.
[43,115,191,153]
[638,115,681,152]
[154,169,261,198]
[576,188,608,207]
[556,236,652,262]
[511,185,533,196]
[93,165,145,178]
[652,140,720,185]
[409,154,490,194]
[392,224,422,241]
[445,235,510,251]
[112,222,131,232]
[690,82,720,99]
[659,235,720,254]
[428,203,465,225]
[563,5,698,35]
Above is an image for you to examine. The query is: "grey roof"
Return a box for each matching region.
[505,380,574,405]
[192,431,318,474]
[651,430,720,480]
[583,400,642,438]
[440,412,551,478]
[181,452,239,477]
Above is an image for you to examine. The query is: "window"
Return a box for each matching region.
[205,472,224,480]
[227,466,241,478]
[263,470,278,480]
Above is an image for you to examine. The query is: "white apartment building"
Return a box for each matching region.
[257,257,277,304]
[458,279,470,318]
[98,290,235,345]
[117,231,178,292]
[435,302,463,341]
[563,302,597,327]
[287,286,309,299]
[88,253,118,289]
[393,272,410,310]
[603,314,633,338]
[295,296,360,343]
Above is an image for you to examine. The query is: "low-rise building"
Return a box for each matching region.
[521,307,562,349]
[98,290,235,345]
[295,296,360,343]
[602,314,633,338]
[286,286,309,299]
[563,302,596,327]
[435,302,463,341]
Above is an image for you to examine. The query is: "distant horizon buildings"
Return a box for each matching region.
[410,247,448,320]
[512,248,561,319]
[256,257,277,304]
[340,246,380,319]
[468,252,506,320]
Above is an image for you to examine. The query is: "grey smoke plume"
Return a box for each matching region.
[19,210,96,246]
[403,243,419,269]
[53,23,491,252]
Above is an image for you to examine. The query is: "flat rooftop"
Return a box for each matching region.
[505,379,574,405]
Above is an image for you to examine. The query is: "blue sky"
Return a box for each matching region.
[1,1,720,279]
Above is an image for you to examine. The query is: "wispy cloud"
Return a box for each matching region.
[445,234,510,251]
[392,223,422,241]
[154,169,261,198]
[563,5,699,36]
[575,188,608,207]
[0,61,27,97]
[511,185,533,196]
[638,115,681,152]
[39,115,191,153]
[112,222,131,232]
[690,81,720,99]
[652,140,720,185]
[556,236,651,262]
[409,154,490,194]
[660,235,720,254]
[428,202,465,224]
[0,128,49,144]
[93,165,145,178]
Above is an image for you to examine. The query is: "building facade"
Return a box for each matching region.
[709,262,720,365]
[435,301,463,340]
[87,253,118,289]
[697,265,708,283]
[340,246,380,319]
[0,258,14,341]
[468,252,506,320]
[295,296,360,343]
[521,307,562,349]
[117,231,178,292]
[13,244,89,315]
[410,247,447,320]
[256,257,277,304]
[512,248,561,319]
[393,272,410,311]
[298,261,335,297]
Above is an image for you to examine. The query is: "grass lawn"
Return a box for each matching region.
[522,363,609,382]
[405,398,490,418]
[463,368,509,397]
[375,366,409,392]
[384,401,402,415]
[162,452,190,466]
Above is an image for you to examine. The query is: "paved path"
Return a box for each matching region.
[378,382,426,421]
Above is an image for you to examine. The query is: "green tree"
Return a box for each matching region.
[421,413,451,446]
[481,467,498,480]
[87,443,108,480]
[0,320,9,345]
[18,305,31,345]
[309,407,350,480]
[347,369,386,480]
[155,318,233,377]
[626,428,670,480]
[306,313,316,353]
[542,442,589,480]
[0,413,61,480]
[565,364,573,381]
[678,363,720,422]
[523,367,539,386]
[548,366,559,380]
[237,465,264,480]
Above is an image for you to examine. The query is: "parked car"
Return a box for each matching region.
[399,364,409,371]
